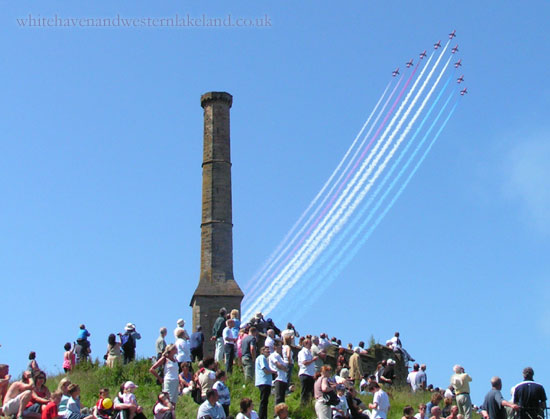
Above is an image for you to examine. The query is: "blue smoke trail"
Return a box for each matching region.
[271,68,455,320]
[285,94,459,320]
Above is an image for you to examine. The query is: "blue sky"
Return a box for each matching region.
[2,0,550,405]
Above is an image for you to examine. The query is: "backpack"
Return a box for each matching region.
[121,333,135,353]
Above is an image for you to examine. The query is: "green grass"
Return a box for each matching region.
[43,358,468,419]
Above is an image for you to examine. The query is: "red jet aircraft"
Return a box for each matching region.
[460,88,468,96]
[454,59,462,68]
[406,59,413,68]
[392,67,400,77]
[452,44,459,54]
[457,75,464,84]
[434,40,442,49]
[419,50,427,59]
[449,30,456,39]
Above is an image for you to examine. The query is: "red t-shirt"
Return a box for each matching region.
[42,401,58,419]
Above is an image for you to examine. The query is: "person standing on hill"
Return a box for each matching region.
[211,308,227,362]
[380,359,396,386]
[417,364,427,390]
[481,377,519,419]
[241,327,258,382]
[349,347,363,384]
[407,363,422,392]
[120,323,141,364]
[105,334,123,368]
[269,341,289,405]
[450,365,472,419]
[512,367,547,419]
[298,338,318,404]
[368,382,390,419]
[222,319,237,374]
[76,325,91,361]
[155,328,167,361]
[149,345,181,408]
[173,319,188,342]
[255,346,275,419]
[190,326,205,362]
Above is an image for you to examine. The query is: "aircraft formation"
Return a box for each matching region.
[393,30,467,96]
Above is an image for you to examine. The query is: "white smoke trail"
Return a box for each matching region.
[245,46,448,319]
[259,50,451,316]
[290,96,459,318]
[243,68,425,319]
[281,60,454,318]
[243,81,394,303]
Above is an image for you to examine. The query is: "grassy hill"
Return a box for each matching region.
[44,358,446,418]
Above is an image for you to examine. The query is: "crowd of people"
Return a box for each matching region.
[0,309,547,419]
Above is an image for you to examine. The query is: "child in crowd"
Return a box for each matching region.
[153,392,174,419]
[93,388,113,419]
[212,370,230,416]
[66,384,93,419]
[42,390,63,419]
[28,351,40,373]
[63,343,76,373]
[122,381,139,419]
[332,385,350,419]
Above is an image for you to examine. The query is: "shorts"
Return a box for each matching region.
[163,379,179,405]
[2,393,25,416]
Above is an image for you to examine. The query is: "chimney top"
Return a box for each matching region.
[201,91,233,108]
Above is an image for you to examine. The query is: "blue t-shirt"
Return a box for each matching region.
[255,355,272,387]
[77,329,90,340]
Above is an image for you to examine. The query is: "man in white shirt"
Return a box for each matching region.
[222,319,236,374]
[265,329,276,354]
[174,318,188,341]
[407,363,422,392]
[269,341,289,404]
[298,338,318,404]
[369,382,390,419]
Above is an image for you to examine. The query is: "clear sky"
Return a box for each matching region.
[2,0,550,405]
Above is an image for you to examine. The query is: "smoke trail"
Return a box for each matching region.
[243,58,429,319]
[280,73,455,319]
[292,96,459,318]
[245,52,434,318]
[260,53,452,316]
[243,80,397,303]
[251,47,449,318]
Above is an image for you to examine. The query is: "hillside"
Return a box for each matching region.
[42,358,445,419]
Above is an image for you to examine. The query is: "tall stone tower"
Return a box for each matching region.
[190,91,243,356]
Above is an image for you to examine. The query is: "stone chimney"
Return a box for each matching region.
[190,92,244,356]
